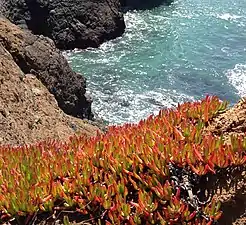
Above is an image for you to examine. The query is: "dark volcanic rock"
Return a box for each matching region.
[0,18,92,119]
[1,0,125,50]
[120,0,173,9]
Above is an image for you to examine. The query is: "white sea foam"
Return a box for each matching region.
[221,47,230,53]
[67,2,246,125]
[226,63,246,97]
[216,13,243,21]
[124,11,149,30]
[90,87,194,125]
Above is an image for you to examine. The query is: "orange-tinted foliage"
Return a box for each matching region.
[0,96,245,224]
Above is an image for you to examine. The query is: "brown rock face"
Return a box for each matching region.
[205,98,246,142]
[0,18,93,120]
[0,42,99,146]
[204,98,246,225]
[1,0,125,50]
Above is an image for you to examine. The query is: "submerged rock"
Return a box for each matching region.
[0,18,92,119]
[120,0,173,10]
[1,0,125,50]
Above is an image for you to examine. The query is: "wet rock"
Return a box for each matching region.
[120,0,173,10]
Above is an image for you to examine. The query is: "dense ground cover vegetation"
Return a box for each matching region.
[0,96,245,224]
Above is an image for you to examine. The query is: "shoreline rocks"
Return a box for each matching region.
[1,0,125,50]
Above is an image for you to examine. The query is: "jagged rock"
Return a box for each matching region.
[0,18,93,119]
[1,0,125,49]
[120,0,173,9]
[0,41,99,146]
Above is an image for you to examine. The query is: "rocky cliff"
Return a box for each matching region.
[1,0,125,50]
[0,38,99,146]
[0,18,93,119]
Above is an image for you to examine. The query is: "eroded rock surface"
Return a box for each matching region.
[1,0,125,49]
[204,98,246,224]
[0,18,92,119]
[205,98,246,142]
[0,42,99,146]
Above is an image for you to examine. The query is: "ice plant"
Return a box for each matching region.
[0,96,245,224]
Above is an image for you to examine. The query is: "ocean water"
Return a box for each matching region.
[67,0,246,124]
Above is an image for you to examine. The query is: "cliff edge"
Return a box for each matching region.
[0,18,100,146]
[0,18,93,119]
[0,40,99,146]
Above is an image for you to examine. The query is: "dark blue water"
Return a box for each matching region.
[67,0,246,124]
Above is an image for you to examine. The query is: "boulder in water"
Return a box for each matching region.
[120,0,173,10]
[0,0,125,50]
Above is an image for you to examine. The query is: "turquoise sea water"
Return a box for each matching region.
[67,0,246,124]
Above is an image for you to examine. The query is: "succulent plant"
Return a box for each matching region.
[0,96,245,224]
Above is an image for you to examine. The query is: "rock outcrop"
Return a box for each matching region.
[0,18,92,119]
[205,98,246,143]
[1,0,125,50]
[204,98,246,225]
[120,0,173,9]
[0,41,99,146]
